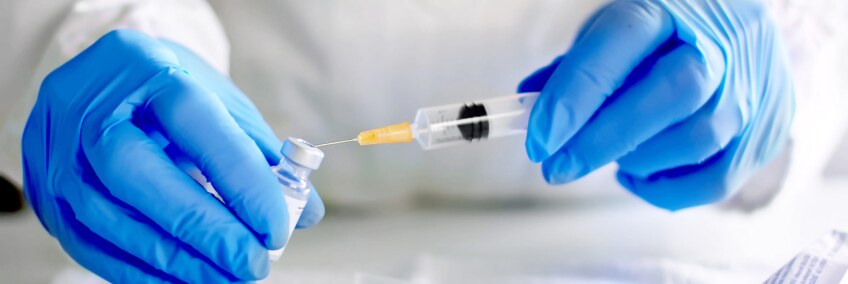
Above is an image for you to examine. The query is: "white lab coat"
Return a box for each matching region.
[0,0,846,211]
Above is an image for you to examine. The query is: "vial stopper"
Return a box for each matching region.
[280,137,324,170]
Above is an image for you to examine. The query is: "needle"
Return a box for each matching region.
[314,138,358,148]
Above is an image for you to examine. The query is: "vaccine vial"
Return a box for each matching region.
[268,137,324,261]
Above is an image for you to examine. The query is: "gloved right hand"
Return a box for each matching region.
[22,29,324,283]
[520,0,794,210]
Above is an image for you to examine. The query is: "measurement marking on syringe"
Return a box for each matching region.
[428,110,525,130]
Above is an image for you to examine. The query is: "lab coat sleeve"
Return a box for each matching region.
[0,0,230,186]
[722,0,848,211]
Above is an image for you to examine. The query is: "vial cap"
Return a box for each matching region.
[280,137,324,170]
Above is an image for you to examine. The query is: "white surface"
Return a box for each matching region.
[4,178,846,283]
[269,179,848,283]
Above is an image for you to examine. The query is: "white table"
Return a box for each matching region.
[2,178,846,283]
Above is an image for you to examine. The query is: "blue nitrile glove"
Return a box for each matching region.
[520,0,794,210]
[22,29,325,283]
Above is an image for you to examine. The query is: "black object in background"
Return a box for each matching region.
[0,175,23,213]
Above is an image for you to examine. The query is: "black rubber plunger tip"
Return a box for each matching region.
[457,103,490,141]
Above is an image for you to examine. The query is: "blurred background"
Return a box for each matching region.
[2,0,848,283]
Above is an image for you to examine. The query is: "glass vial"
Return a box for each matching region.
[268,137,324,261]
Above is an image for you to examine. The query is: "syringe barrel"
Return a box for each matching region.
[413,92,539,150]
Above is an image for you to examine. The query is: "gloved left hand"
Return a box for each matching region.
[520,0,794,210]
[22,30,325,283]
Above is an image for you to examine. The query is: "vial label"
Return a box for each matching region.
[268,193,308,261]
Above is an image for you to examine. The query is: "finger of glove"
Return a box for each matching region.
[617,94,742,178]
[51,199,172,283]
[160,40,284,166]
[144,70,288,249]
[517,0,646,96]
[63,181,243,283]
[541,44,714,184]
[516,0,621,95]
[296,183,325,229]
[81,119,270,280]
[517,56,563,93]
[245,121,283,166]
[526,0,674,162]
[616,140,738,211]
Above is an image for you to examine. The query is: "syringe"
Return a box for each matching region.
[316,93,539,150]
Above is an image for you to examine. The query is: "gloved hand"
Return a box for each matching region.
[520,0,794,210]
[22,29,325,283]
